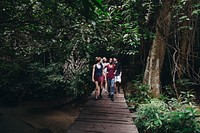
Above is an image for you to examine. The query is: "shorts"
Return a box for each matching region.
[114,75,121,83]
[94,76,103,83]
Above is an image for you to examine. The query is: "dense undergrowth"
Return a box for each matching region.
[0,61,93,106]
[125,79,200,133]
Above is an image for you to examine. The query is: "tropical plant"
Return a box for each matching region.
[135,98,200,133]
[125,80,151,111]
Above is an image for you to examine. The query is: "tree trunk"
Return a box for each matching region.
[178,1,194,79]
[143,1,173,97]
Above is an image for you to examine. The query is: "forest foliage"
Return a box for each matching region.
[0,0,200,105]
[1,1,200,132]
[0,0,143,103]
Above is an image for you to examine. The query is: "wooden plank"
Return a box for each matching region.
[79,112,133,121]
[67,121,138,133]
[78,115,133,121]
[79,112,133,118]
[83,103,126,108]
[84,100,128,106]
[79,109,132,115]
[75,119,132,125]
[66,90,139,133]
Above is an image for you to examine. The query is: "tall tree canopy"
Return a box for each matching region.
[0,0,199,102]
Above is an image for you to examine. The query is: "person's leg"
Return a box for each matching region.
[102,75,105,90]
[107,79,111,97]
[110,78,115,101]
[99,80,103,98]
[115,76,121,93]
[114,82,117,94]
[94,81,99,100]
[103,74,107,93]
[116,82,120,93]
[114,76,117,94]
[118,75,122,93]
[105,79,108,93]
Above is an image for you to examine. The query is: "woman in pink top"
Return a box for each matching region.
[105,58,115,101]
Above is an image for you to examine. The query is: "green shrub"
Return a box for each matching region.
[135,99,169,133]
[135,99,200,133]
[0,61,84,102]
[26,62,67,100]
[164,105,200,133]
[125,80,151,111]
[27,62,90,101]
[163,79,198,102]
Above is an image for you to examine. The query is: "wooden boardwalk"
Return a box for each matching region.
[66,90,138,133]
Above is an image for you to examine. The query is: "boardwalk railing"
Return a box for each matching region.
[66,90,138,133]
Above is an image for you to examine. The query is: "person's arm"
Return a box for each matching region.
[101,65,103,76]
[103,63,107,69]
[104,64,108,73]
[114,64,117,75]
[119,63,122,76]
[119,71,122,77]
[92,65,95,82]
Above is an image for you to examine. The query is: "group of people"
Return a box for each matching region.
[92,57,122,101]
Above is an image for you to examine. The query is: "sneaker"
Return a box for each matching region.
[111,95,114,101]
[95,97,98,101]
[118,88,120,93]
[99,94,103,99]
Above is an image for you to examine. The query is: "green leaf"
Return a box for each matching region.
[192,9,200,15]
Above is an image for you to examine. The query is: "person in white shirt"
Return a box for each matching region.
[114,58,122,93]
[102,57,109,93]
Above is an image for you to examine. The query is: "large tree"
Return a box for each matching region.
[143,0,174,97]
[143,0,200,97]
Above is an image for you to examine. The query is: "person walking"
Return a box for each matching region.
[92,57,103,100]
[114,58,122,93]
[105,58,116,101]
[102,57,109,93]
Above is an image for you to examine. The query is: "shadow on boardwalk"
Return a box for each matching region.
[66,90,138,133]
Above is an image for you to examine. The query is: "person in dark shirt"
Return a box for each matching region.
[92,57,103,100]
[114,58,122,93]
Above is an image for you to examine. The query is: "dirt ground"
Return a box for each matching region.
[0,101,80,133]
